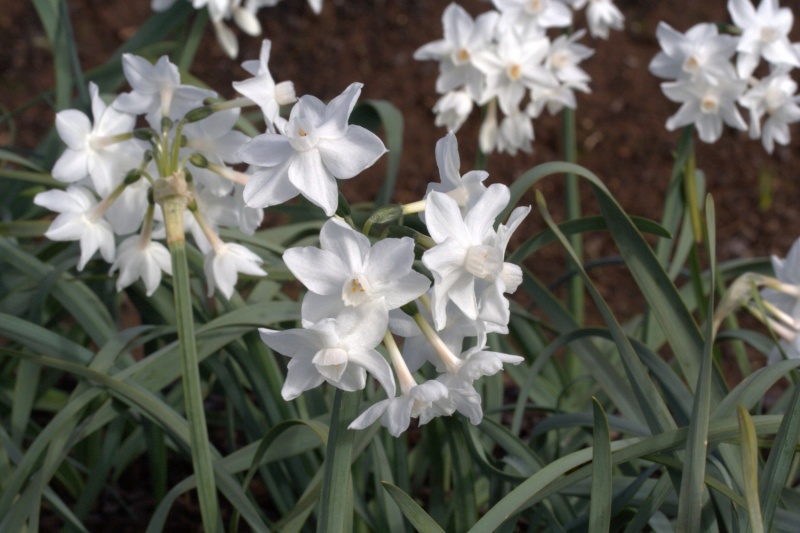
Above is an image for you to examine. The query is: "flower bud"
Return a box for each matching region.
[367,204,403,225]
[133,128,157,141]
[189,153,209,168]
[184,106,215,123]
[124,169,142,185]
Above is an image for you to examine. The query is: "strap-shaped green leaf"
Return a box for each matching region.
[382,482,446,533]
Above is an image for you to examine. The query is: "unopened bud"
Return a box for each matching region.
[387,226,435,250]
[184,106,215,123]
[368,204,403,225]
[133,128,156,141]
[143,150,154,163]
[189,153,209,168]
[124,169,142,184]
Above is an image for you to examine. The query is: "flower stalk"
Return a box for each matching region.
[155,170,221,532]
[317,389,359,533]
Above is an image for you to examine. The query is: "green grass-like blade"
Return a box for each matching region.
[382,482,446,533]
[676,196,717,532]
[0,237,115,345]
[508,215,671,264]
[317,389,360,533]
[589,398,612,533]
[534,191,675,435]
[351,100,403,207]
[469,415,786,533]
[737,405,764,533]
[758,382,800,529]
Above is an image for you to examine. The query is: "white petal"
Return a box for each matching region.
[464,183,509,242]
[318,82,363,138]
[288,149,338,216]
[319,217,370,273]
[284,246,347,294]
[55,110,91,149]
[349,399,390,430]
[243,162,298,208]
[348,347,396,398]
[424,191,469,245]
[317,126,386,180]
[51,149,89,183]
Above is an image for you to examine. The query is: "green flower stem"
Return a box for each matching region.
[563,107,583,380]
[318,389,360,533]
[683,141,703,244]
[156,172,222,533]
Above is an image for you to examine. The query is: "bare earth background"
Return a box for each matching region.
[1,0,799,529]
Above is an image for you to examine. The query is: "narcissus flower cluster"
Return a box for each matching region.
[415,0,623,155]
[261,131,527,435]
[35,41,384,300]
[151,0,324,58]
[650,0,800,150]
[36,40,528,435]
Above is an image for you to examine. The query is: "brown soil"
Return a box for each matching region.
[2,0,799,529]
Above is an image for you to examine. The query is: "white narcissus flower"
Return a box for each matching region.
[260,303,395,400]
[491,0,572,37]
[419,327,525,425]
[234,39,297,132]
[472,31,558,114]
[648,22,739,84]
[110,235,172,296]
[284,217,430,324]
[183,108,251,196]
[34,186,115,271]
[349,332,449,436]
[661,76,747,143]
[432,89,474,133]
[546,30,594,90]
[237,82,387,216]
[114,54,216,126]
[728,0,800,78]
[52,82,139,196]
[422,184,529,331]
[496,110,534,156]
[413,4,499,102]
[739,68,800,153]
[349,379,449,436]
[425,131,488,216]
[204,241,266,299]
[574,0,625,40]
[760,237,800,361]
